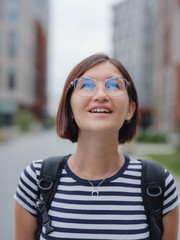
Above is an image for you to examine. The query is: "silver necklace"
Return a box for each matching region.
[74,157,118,196]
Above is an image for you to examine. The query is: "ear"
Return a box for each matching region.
[125,101,136,121]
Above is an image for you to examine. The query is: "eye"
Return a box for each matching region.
[76,78,96,90]
[106,78,120,89]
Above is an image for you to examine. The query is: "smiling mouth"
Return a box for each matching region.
[89,108,112,114]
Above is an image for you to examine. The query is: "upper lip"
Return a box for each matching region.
[88,105,113,113]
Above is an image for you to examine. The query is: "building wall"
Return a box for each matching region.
[172,1,180,131]
[113,0,180,133]
[154,0,180,133]
[32,20,47,119]
[0,0,48,123]
[112,0,157,127]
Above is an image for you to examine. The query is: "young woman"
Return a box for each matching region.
[15,53,179,240]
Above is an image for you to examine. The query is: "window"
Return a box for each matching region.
[8,31,18,57]
[8,68,16,90]
[8,0,19,23]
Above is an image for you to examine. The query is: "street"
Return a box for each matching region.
[0,129,179,239]
[0,129,77,240]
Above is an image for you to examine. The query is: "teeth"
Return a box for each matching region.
[91,108,110,113]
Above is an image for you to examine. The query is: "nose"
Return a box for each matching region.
[92,83,109,101]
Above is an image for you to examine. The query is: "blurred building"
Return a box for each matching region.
[0,0,49,125]
[154,0,180,133]
[112,0,157,128]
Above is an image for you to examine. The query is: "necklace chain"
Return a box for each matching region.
[74,157,118,196]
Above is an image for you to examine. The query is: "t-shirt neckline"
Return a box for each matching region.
[64,154,130,185]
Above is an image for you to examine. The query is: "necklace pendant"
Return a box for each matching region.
[92,190,99,196]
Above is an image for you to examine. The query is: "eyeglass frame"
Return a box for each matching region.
[70,77,131,98]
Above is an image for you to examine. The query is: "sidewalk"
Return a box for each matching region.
[121,141,175,158]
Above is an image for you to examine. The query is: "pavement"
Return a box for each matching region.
[0,128,179,239]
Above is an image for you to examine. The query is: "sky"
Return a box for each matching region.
[47,0,124,115]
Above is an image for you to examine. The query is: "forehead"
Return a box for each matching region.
[81,61,124,79]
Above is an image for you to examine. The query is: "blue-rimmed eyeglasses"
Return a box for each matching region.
[71,77,130,97]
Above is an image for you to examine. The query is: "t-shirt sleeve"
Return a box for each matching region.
[163,169,180,216]
[14,160,43,216]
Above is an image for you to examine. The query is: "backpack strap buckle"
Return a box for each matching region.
[36,198,54,234]
[146,184,162,197]
[44,219,54,234]
[36,198,44,211]
[38,178,53,190]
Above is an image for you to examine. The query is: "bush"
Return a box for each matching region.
[136,130,168,143]
[15,109,34,132]
[43,115,55,129]
[147,152,180,176]
[176,142,180,153]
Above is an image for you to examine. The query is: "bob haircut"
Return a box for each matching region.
[56,53,140,144]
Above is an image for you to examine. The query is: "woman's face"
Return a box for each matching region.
[70,61,136,136]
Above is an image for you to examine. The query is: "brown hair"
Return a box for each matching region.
[56,53,140,143]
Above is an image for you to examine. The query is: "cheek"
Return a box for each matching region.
[115,97,130,115]
[70,94,86,118]
[70,101,84,129]
[70,92,91,113]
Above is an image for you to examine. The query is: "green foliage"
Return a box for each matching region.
[43,115,55,129]
[176,142,180,153]
[15,109,34,132]
[147,153,180,176]
[136,130,168,143]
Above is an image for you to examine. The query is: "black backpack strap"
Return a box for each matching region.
[35,155,67,239]
[140,159,165,240]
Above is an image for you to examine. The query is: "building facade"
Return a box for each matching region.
[112,0,157,128]
[154,0,180,133]
[0,0,48,125]
[112,0,180,134]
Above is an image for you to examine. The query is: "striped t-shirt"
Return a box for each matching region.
[14,155,179,240]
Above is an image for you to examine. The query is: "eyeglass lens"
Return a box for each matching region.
[74,77,127,97]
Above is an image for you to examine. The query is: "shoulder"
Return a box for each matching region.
[125,156,180,214]
[122,156,142,181]
[14,159,44,216]
[22,159,44,182]
[126,156,142,170]
[128,157,142,165]
[163,169,180,215]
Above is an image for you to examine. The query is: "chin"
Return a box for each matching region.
[77,120,123,134]
[88,124,118,133]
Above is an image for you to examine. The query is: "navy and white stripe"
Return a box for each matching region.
[14,155,179,240]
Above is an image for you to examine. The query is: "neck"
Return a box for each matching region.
[69,131,124,180]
